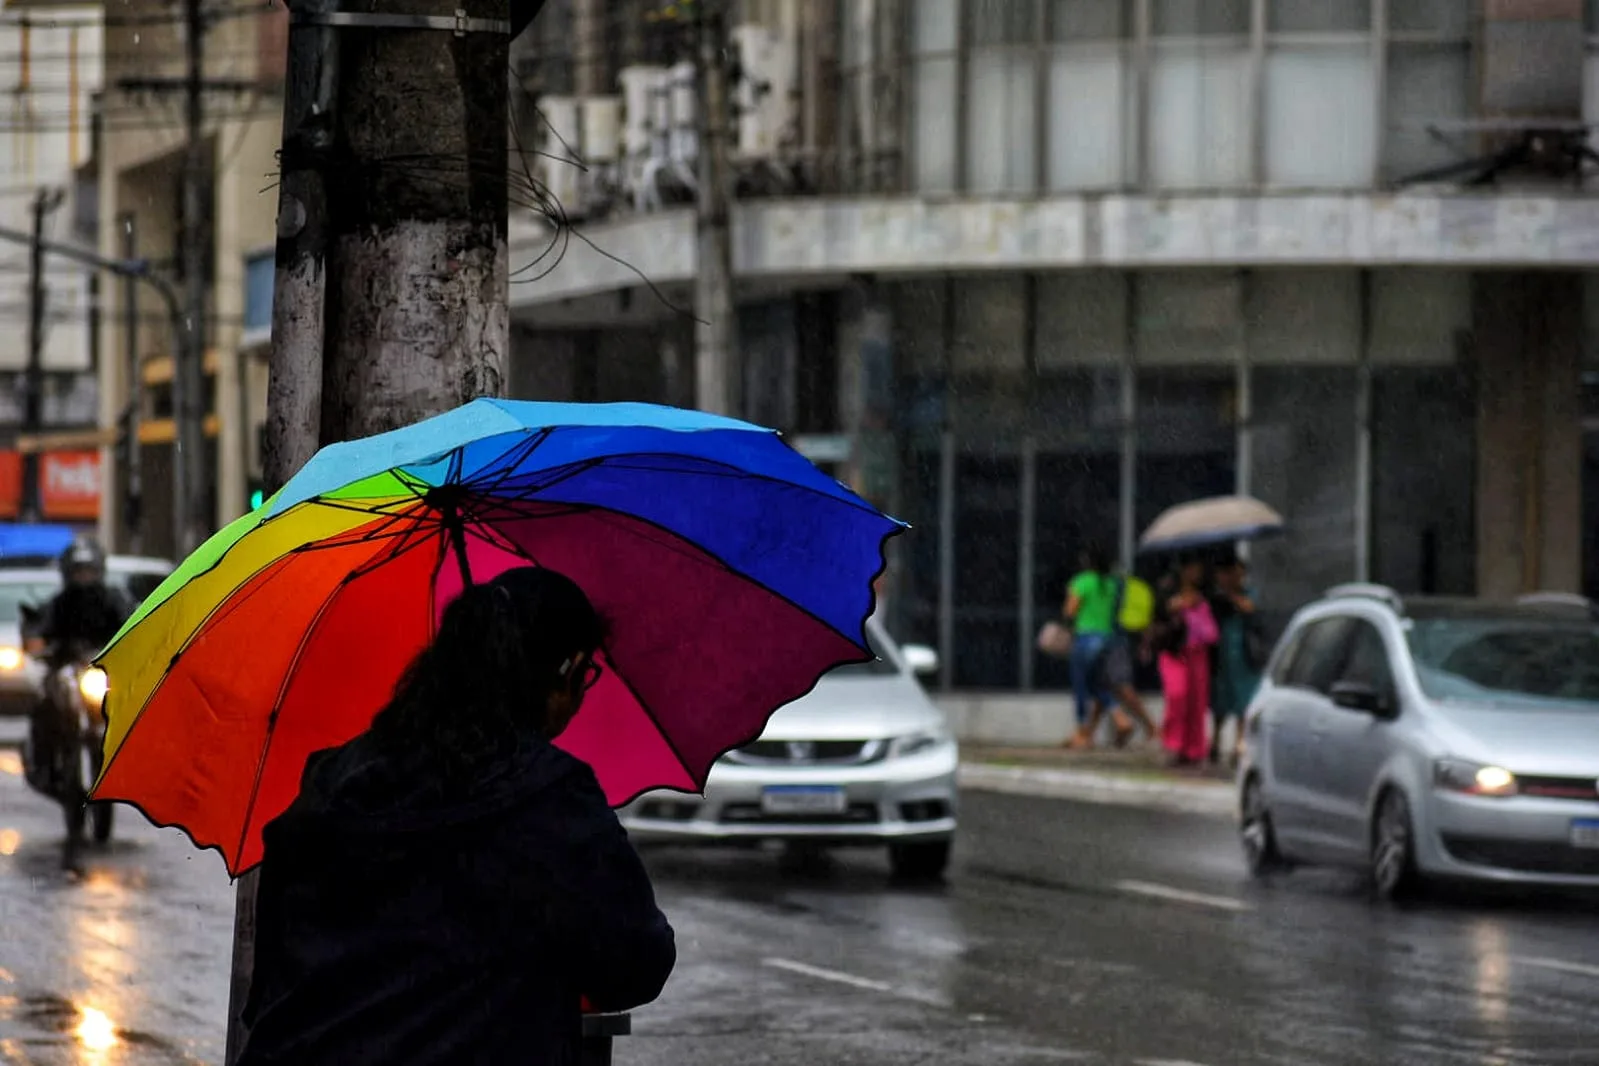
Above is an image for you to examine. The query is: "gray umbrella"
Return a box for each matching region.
[1138,495,1284,555]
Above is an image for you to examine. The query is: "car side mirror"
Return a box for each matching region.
[901,644,939,677]
[1330,680,1393,718]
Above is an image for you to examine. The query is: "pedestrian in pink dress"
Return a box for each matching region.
[1157,557,1220,768]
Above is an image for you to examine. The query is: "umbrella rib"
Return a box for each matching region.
[93,552,306,794]
[459,449,894,522]
[457,427,554,496]
[461,453,602,502]
[447,513,699,787]
[591,647,699,793]
[98,509,428,780]
[230,532,433,868]
[289,505,439,554]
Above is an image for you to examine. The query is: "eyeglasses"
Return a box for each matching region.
[578,658,603,691]
[560,654,604,692]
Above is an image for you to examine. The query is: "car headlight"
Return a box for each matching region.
[0,646,22,672]
[78,667,108,709]
[889,727,951,760]
[1434,758,1518,798]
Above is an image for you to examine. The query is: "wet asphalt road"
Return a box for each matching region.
[2,739,1598,1066]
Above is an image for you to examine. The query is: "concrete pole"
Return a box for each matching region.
[694,0,737,416]
[121,214,143,553]
[224,0,510,1056]
[175,0,210,558]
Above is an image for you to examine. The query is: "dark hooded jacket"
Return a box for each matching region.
[236,731,676,1066]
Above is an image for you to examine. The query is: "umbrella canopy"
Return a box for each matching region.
[91,400,903,875]
[1138,495,1283,555]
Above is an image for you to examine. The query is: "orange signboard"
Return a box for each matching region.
[0,451,19,519]
[40,450,102,521]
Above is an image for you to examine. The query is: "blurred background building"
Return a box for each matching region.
[90,0,282,554]
[0,0,103,530]
[509,0,1599,693]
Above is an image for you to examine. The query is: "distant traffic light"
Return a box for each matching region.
[250,489,264,510]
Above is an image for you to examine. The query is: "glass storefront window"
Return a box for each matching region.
[952,446,1021,687]
[896,445,945,652]
[1369,271,1474,597]
[1249,367,1358,634]
[1372,368,1476,597]
[1134,367,1236,568]
[1032,369,1123,690]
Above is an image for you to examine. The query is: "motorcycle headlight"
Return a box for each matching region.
[1434,758,1517,798]
[889,727,951,760]
[78,667,108,709]
[0,646,22,672]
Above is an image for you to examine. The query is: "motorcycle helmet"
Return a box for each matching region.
[59,536,107,585]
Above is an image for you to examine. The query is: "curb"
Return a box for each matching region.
[958,762,1237,818]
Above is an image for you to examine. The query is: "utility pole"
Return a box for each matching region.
[694,0,737,416]
[22,187,64,521]
[121,214,144,552]
[224,0,518,1058]
[174,0,209,557]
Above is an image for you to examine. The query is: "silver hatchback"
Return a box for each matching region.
[1239,585,1599,899]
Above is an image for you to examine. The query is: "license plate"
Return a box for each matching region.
[760,786,846,815]
[1570,819,1599,849]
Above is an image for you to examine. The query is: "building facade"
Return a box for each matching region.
[0,4,105,527]
[91,0,283,556]
[509,0,1599,692]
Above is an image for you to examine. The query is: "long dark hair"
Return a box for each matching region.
[364,566,608,784]
[1081,540,1114,592]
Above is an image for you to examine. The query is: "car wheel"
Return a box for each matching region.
[889,840,951,883]
[1371,789,1420,902]
[1240,775,1287,878]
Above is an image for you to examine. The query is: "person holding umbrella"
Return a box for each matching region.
[1209,550,1265,768]
[238,567,675,1065]
[1154,554,1219,768]
[89,400,905,1062]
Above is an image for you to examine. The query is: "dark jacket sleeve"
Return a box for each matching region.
[549,769,676,1012]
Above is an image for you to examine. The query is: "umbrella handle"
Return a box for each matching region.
[444,509,474,587]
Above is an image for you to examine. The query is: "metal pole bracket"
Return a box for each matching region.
[291,9,510,36]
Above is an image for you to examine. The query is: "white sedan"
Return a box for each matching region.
[620,619,958,880]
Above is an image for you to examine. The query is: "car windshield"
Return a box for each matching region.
[0,579,59,624]
[827,629,899,677]
[1406,615,1599,709]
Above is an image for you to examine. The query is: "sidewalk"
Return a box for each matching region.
[957,741,1238,818]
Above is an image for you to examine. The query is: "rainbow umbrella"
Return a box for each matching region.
[91,400,902,875]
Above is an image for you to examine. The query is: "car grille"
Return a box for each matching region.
[1515,775,1599,802]
[719,802,880,825]
[721,739,883,766]
[1441,834,1599,877]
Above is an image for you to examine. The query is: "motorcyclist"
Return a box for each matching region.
[22,537,131,869]
[24,537,130,666]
